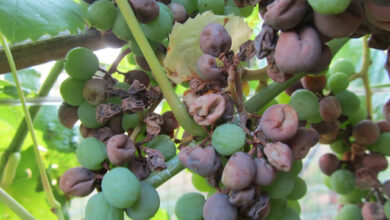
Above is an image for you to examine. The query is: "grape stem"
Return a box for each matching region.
[107,47,131,74]
[0,60,64,180]
[116,0,206,137]
[0,33,65,220]
[360,35,373,119]
[241,67,268,82]
[0,187,36,220]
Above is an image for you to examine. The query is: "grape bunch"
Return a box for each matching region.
[55,0,390,219]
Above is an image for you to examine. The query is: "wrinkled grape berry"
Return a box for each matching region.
[106,134,136,165]
[59,167,95,197]
[221,152,255,190]
[199,22,232,57]
[179,146,221,176]
[264,142,293,172]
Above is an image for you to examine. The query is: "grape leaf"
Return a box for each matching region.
[0,0,86,43]
[34,106,78,153]
[4,69,41,92]
[164,12,252,84]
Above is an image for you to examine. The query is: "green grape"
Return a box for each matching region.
[175,192,205,220]
[224,0,254,18]
[78,102,105,129]
[102,167,141,208]
[279,207,300,220]
[128,39,159,57]
[145,135,176,161]
[289,160,303,176]
[172,0,198,14]
[85,192,124,220]
[328,72,349,93]
[140,3,173,43]
[113,13,134,41]
[64,47,99,80]
[211,123,246,156]
[191,174,214,192]
[198,0,224,15]
[125,183,160,220]
[287,200,301,215]
[76,137,107,170]
[87,0,117,31]
[330,169,355,195]
[335,90,360,116]
[321,173,332,189]
[329,59,355,76]
[348,105,367,125]
[262,172,295,199]
[265,199,287,220]
[287,177,307,200]
[336,204,363,220]
[384,200,390,218]
[122,113,140,131]
[289,89,319,121]
[330,138,349,154]
[308,0,352,15]
[60,77,86,106]
[338,188,367,204]
[368,132,390,156]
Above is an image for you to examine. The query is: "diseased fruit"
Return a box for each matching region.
[199,22,231,57]
[259,104,299,141]
[221,152,255,190]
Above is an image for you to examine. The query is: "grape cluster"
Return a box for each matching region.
[59,45,182,219]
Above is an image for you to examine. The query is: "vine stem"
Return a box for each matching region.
[360,35,373,119]
[0,33,64,220]
[0,60,64,180]
[116,0,206,137]
[0,187,35,220]
[241,67,268,82]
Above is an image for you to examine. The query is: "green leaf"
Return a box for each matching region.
[0,80,30,99]
[4,69,41,92]
[34,106,78,153]
[164,11,252,84]
[0,0,86,43]
[0,147,56,220]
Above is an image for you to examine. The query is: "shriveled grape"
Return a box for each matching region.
[83,78,106,106]
[353,120,380,145]
[221,152,255,190]
[203,193,237,220]
[59,167,95,197]
[319,153,341,176]
[319,96,342,122]
[106,134,136,165]
[196,54,223,82]
[169,3,187,23]
[264,0,306,31]
[178,146,220,176]
[361,202,386,220]
[259,104,299,141]
[287,127,320,160]
[130,0,160,23]
[263,142,293,172]
[253,157,277,186]
[199,22,231,57]
[58,102,79,129]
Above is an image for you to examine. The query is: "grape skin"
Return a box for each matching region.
[330,169,355,195]
[175,192,205,220]
[60,78,86,106]
[125,183,160,220]
[101,167,141,208]
[211,123,246,156]
[87,0,118,31]
[85,192,124,220]
[64,47,99,80]
[199,22,232,57]
[76,137,107,171]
